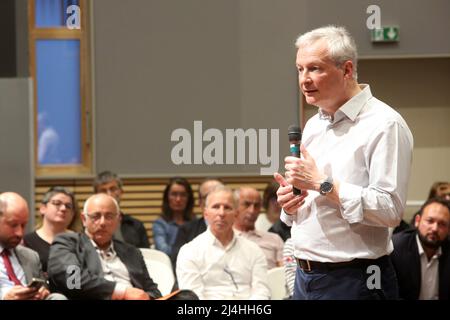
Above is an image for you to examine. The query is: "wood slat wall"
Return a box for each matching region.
[35,176,273,245]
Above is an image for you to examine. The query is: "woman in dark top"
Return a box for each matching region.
[23,186,82,272]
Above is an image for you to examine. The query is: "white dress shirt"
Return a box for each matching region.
[282,85,413,262]
[176,228,270,300]
[416,235,440,300]
[0,245,27,300]
[90,240,132,299]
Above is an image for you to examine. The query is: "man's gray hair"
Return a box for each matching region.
[204,186,237,209]
[295,25,358,80]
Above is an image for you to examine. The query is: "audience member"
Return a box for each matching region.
[48,194,162,300]
[94,170,150,248]
[23,186,82,272]
[255,181,278,232]
[0,192,65,300]
[391,198,450,300]
[263,180,291,241]
[233,187,284,269]
[153,177,194,256]
[171,178,224,267]
[176,186,270,300]
[410,182,450,225]
[282,237,296,298]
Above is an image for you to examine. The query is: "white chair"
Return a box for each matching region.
[267,266,288,300]
[140,248,175,296]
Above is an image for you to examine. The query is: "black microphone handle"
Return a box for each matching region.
[289,141,302,195]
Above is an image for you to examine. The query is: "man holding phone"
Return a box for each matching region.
[0,192,65,300]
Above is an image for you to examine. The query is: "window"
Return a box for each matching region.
[29,0,92,176]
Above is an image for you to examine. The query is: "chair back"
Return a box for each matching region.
[140,248,175,296]
[267,266,288,300]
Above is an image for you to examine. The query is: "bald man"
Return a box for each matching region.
[233,187,284,269]
[0,192,65,300]
[47,193,161,300]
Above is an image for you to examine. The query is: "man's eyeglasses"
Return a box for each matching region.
[84,212,118,222]
[49,200,74,211]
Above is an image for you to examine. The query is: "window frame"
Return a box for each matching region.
[29,0,93,176]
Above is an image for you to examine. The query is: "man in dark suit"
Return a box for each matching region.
[93,170,150,248]
[171,178,223,267]
[48,193,161,300]
[0,192,65,300]
[391,198,450,300]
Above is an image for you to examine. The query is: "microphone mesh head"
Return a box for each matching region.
[288,125,302,141]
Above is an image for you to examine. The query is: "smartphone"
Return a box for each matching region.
[27,277,46,290]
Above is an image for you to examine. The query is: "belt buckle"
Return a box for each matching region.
[298,259,312,272]
[303,259,312,272]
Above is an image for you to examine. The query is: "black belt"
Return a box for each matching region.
[296,256,388,273]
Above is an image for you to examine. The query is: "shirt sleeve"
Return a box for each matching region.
[280,209,295,226]
[176,244,205,300]
[152,219,172,256]
[338,120,413,227]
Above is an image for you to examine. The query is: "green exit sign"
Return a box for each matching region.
[371,26,399,42]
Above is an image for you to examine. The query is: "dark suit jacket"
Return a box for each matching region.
[120,213,150,248]
[47,233,161,300]
[171,217,207,267]
[390,228,450,300]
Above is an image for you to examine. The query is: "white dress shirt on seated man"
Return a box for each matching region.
[176,228,270,300]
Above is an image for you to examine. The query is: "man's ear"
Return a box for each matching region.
[342,60,354,79]
[414,214,421,228]
[81,213,87,227]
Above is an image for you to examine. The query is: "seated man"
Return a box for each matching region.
[391,198,450,300]
[233,187,284,269]
[0,192,65,300]
[176,186,270,300]
[94,171,150,248]
[171,178,223,267]
[48,193,162,300]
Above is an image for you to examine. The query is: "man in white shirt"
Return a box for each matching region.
[176,186,270,300]
[275,25,413,299]
[391,198,450,300]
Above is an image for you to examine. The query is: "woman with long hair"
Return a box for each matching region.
[152,177,194,256]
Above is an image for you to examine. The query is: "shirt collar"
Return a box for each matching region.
[319,84,372,124]
[90,238,116,259]
[234,228,262,238]
[416,234,442,259]
[205,227,238,251]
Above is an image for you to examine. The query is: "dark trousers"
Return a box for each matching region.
[293,256,399,300]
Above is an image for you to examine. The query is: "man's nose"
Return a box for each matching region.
[15,225,25,238]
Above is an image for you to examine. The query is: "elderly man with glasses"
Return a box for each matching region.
[47,193,161,300]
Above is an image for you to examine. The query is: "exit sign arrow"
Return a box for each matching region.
[371,26,399,42]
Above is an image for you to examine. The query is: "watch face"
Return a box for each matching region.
[320,181,333,194]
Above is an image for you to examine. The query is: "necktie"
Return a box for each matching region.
[1,249,23,286]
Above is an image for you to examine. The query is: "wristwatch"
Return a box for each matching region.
[319,176,334,195]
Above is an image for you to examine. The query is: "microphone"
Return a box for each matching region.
[288,125,302,195]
